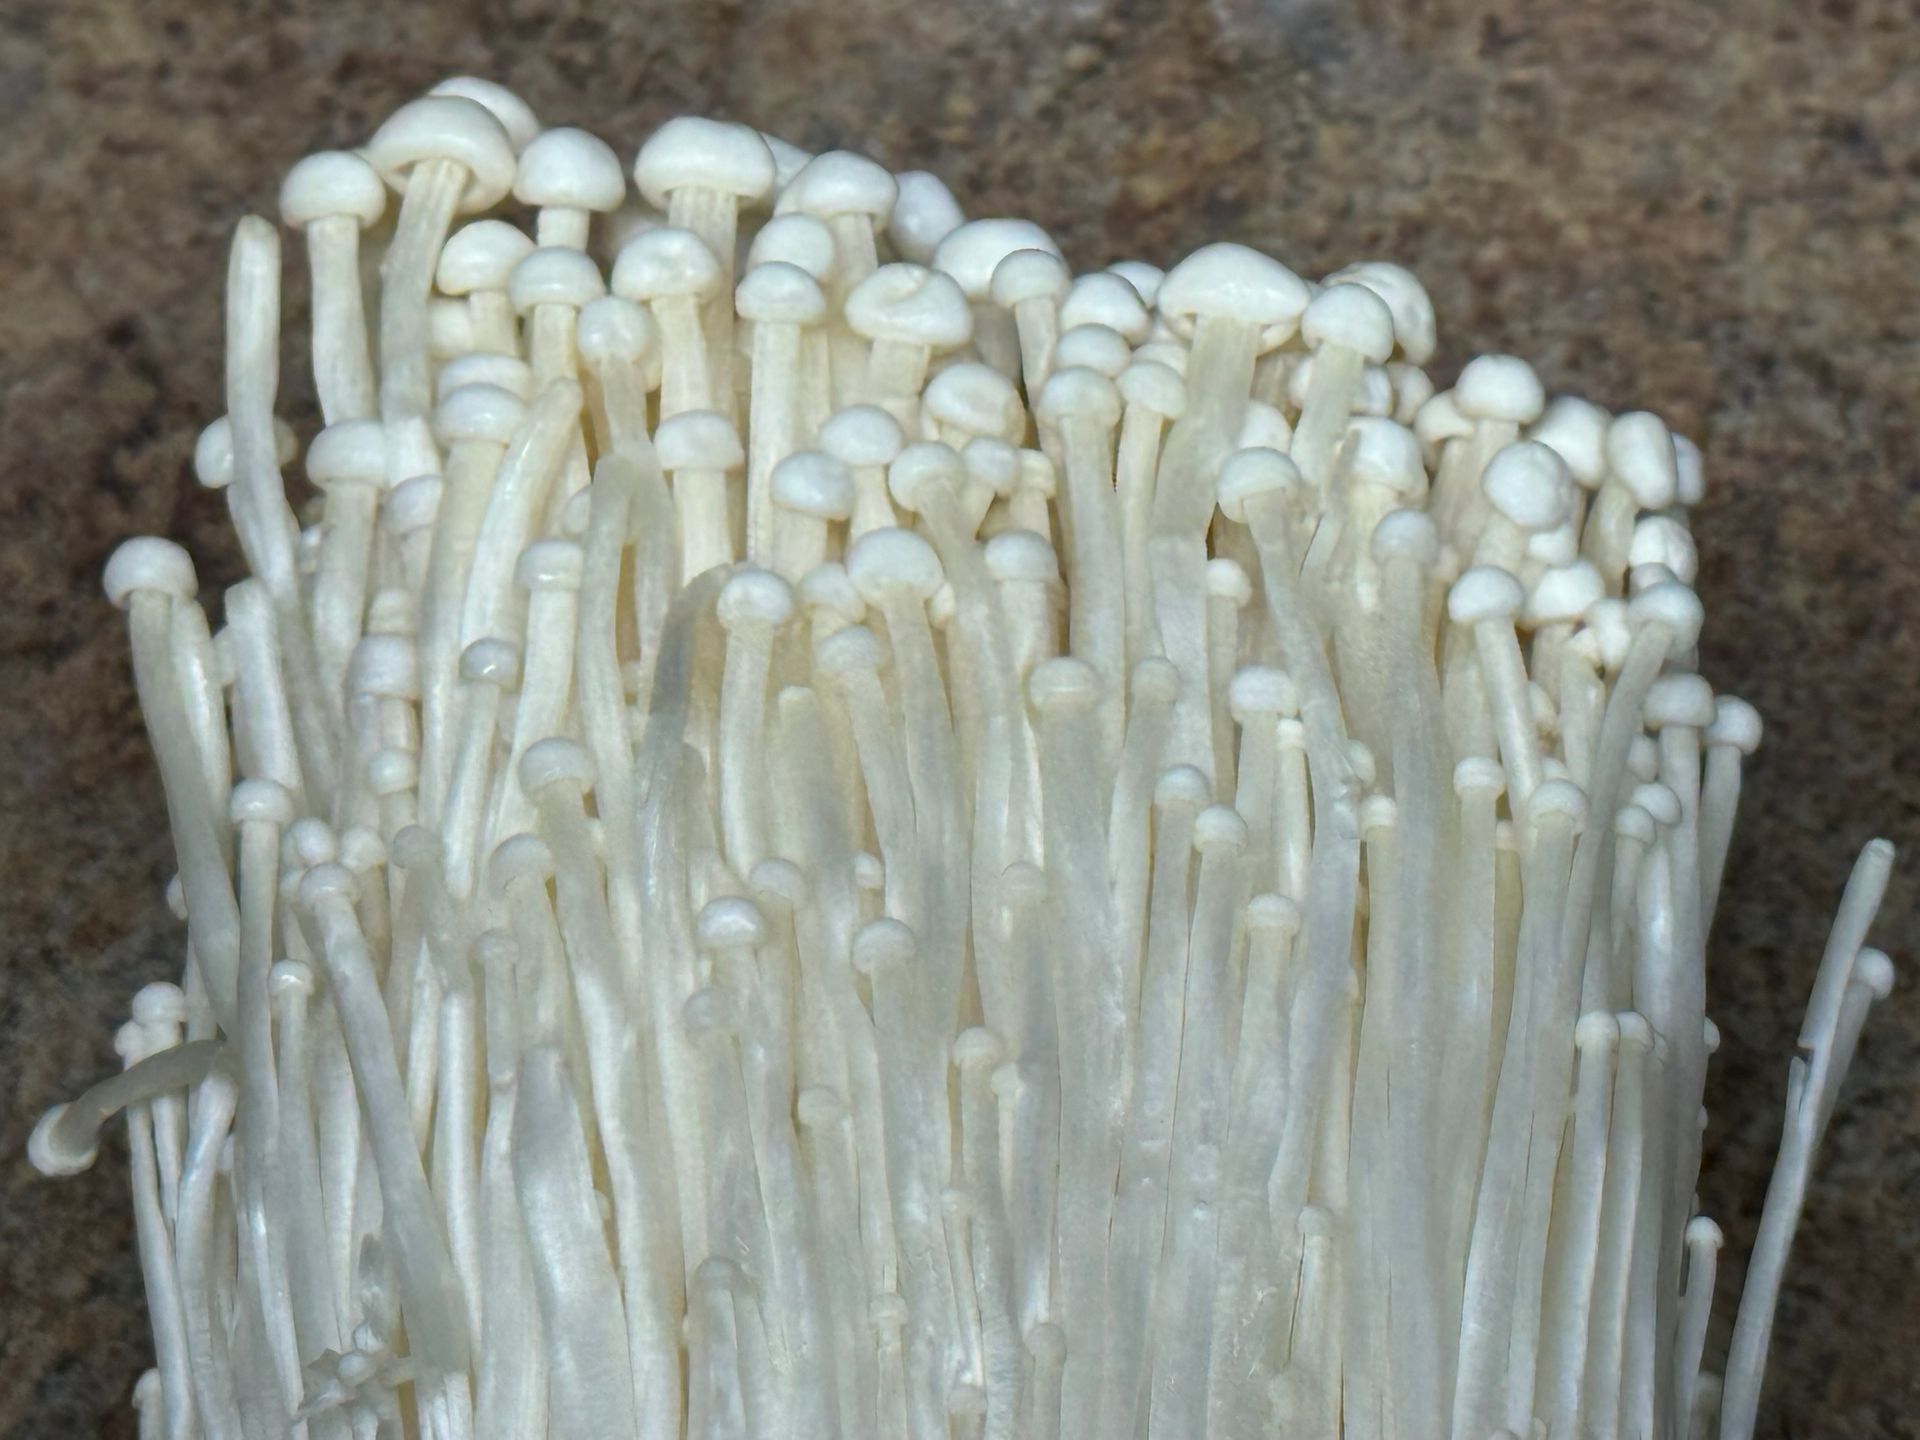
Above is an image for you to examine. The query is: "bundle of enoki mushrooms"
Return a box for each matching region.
[27,75,1897,1440]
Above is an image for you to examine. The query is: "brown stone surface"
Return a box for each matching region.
[0,0,1914,1434]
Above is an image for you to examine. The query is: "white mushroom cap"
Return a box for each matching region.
[747,214,838,280]
[1448,565,1526,625]
[775,151,898,221]
[1629,514,1699,584]
[633,117,776,208]
[1705,695,1763,754]
[575,296,661,371]
[436,351,532,399]
[735,261,828,326]
[1054,324,1132,379]
[305,419,387,488]
[1522,559,1605,627]
[847,526,945,603]
[1302,283,1397,365]
[1107,259,1165,306]
[1482,440,1574,531]
[1117,360,1187,420]
[1528,394,1612,488]
[888,170,966,265]
[760,132,814,191]
[104,536,198,608]
[509,246,607,313]
[983,529,1060,585]
[1157,242,1311,341]
[610,226,725,302]
[654,410,745,470]
[924,362,1025,441]
[434,383,527,448]
[1215,447,1304,522]
[513,126,625,213]
[933,219,1063,300]
[1034,367,1122,431]
[436,219,537,295]
[989,248,1072,309]
[279,150,387,230]
[1672,432,1706,506]
[1324,260,1437,365]
[1414,389,1474,448]
[1345,418,1427,496]
[820,405,906,468]
[1454,354,1546,424]
[1059,271,1152,342]
[1238,402,1293,452]
[1606,411,1680,509]
[887,442,968,512]
[429,76,541,152]
[1370,509,1441,569]
[844,264,973,349]
[772,452,857,520]
[364,95,518,213]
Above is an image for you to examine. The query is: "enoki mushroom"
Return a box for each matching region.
[28,76,1897,1440]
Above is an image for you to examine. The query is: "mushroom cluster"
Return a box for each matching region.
[28,76,1897,1440]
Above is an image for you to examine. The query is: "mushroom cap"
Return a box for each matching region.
[279,150,387,230]
[1238,401,1293,453]
[1215,447,1303,522]
[963,436,1020,494]
[633,116,776,207]
[104,536,197,608]
[1229,665,1300,720]
[1627,579,1705,654]
[1028,655,1100,711]
[1158,242,1311,337]
[610,226,724,302]
[1370,508,1441,569]
[746,213,838,280]
[983,529,1060,585]
[1060,271,1152,342]
[1482,440,1574,531]
[305,419,387,486]
[717,567,797,629]
[1528,394,1612,488]
[923,361,1025,441]
[1607,411,1680,509]
[436,219,536,296]
[1705,695,1763,754]
[1522,559,1605,627]
[772,452,856,520]
[364,96,518,213]
[1107,259,1165,306]
[1629,514,1699,584]
[1153,764,1212,812]
[385,475,443,534]
[513,126,625,212]
[519,736,595,796]
[1207,556,1253,605]
[433,383,527,448]
[775,150,898,221]
[1302,282,1397,364]
[654,410,744,470]
[819,404,907,468]
[1455,354,1546,424]
[460,637,521,687]
[735,260,828,326]
[515,538,585,594]
[436,350,532,399]
[349,634,419,701]
[934,218,1063,300]
[1117,359,1187,420]
[1053,324,1132,379]
[989,247,1072,309]
[1646,672,1716,729]
[760,131,814,191]
[509,246,607,313]
[844,264,973,349]
[1035,366,1123,431]
[1345,417,1427,496]
[429,76,541,151]
[1324,260,1437,365]
[887,170,966,265]
[1673,432,1706,505]
[1414,389,1474,448]
[847,526,945,603]
[887,442,968,513]
[1447,565,1526,625]
[575,295,661,370]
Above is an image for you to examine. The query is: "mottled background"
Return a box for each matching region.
[1,0,1914,1434]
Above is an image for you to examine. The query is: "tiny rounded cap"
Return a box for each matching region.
[1054,323,1132,378]
[988,247,1072,308]
[847,528,944,603]
[1414,389,1473,447]
[230,777,295,827]
[1673,433,1706,506]
[460,637,520,686]
[1705,696,1763,754]
[576,295,660,369]
[1528,778,1589,830]
[1028,656,1100,711]
[1646,672,1716,729]
[1062,271,1152,341]
[132,981,187,1027]
[851,916,916,975]
[924,362,1024,441]
[610,225,724,302]
[813,624,885,678]
[1615,804,1656,844]
[1528,395,1612,487]
[1346,418,1427,496]
[1523,560,1604,627]
[434,382,526,447]
[1616,1011,1655,1050]
[717,566,797,628]
[388,823,441,871]
[1216,447,1303,522]
[509,246,606,313]
[1632,782,1682,827]
[776,150,897,221]
[514,126,624,212]
[279,149,386,229]
[1627,581,1705,654]
[886,442,965,518]
[386,475,443,534]
[983,529,1060,585]
[516,538,584,593]
[655,410,744,470]
[1118,360,1187,419]
[799,562,865,623]
[364,95,517,212]
[1482,441,1573,531]
[27,1105,97,1177]
[1629,515,1699,585]
[488,831,556,892]
[933,219,1062,300]
[1108,258,1165,304]
[697,895,766,951]
[366,747,418,797]
[1207,556,1252,605]
[1606,412,1680,509]
[1158,243,1311,336]
[1360,794,1400,833]
[1576,1010,1621,1050]
[1453,755,1506,797]
[340,825,387,874]
[1302,282,1396,364]
[1230,665,1299,719]
[953,1026,1005,1070]
[519,736,594,795]
[305,418,387,486]
[747,213,838,279]
[683,986,742,1039]
[1447,566,1525,625]
[888,170,966,264]
[1153,765,1213,811]
[735,260,827,325]
[1371,509,1440,569]
[845,264,973,348]
[1324,260,1437,364]
[1246,892,1303,936]
[750,857,808,907]
[104,537,197,607]
[429,76,540,151]
[761,131,813,189]
[773,452,856,521]
[1685,1215,1726,1250]
[437,219,536,295]
[1455,354,1546,424]
[1197,804,1250,850]
[1851,948,1895,1001]
[438,349,532,398]
[1035,366,1122,430]
[820,404,906,468]
[634,117,776,207]
[299,861,357,910]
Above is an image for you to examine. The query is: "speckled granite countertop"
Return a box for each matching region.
[1,0,1914,1434]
